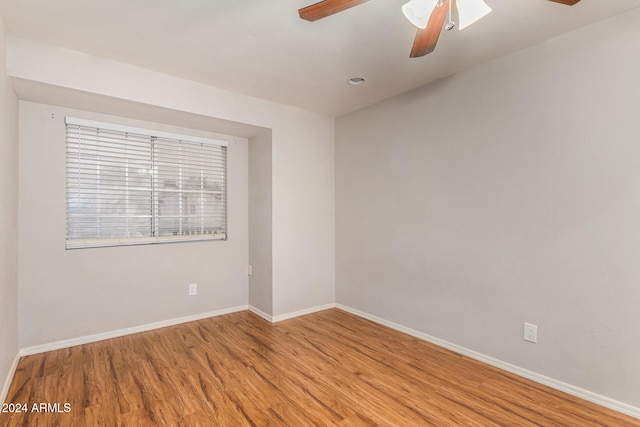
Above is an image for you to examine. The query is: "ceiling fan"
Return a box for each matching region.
[298,0,582,58]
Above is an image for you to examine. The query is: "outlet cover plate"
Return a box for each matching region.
[524,322,538,343]
[188,283,197,296]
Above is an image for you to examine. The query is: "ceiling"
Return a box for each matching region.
[0,0,639,117]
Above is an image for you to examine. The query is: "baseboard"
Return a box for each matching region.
[336,304,640,420]
[272,303,336,323]
[249,303,336,323]
[248,305,273,322]
[20,305,249,357]
[1,352,20,404]
[18,303,335,357]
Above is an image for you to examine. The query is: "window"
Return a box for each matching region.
[65,117,227,249]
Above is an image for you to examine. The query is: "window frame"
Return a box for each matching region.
[65,117,228,249]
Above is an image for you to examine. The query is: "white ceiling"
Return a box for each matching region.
[0,0,639,117]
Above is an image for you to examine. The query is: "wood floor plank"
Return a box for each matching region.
[2,309,638,426]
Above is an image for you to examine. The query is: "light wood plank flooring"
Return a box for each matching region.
[3,309,638,426]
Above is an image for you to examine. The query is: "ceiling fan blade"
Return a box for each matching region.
[546,0,581,5]
[410,0,450,58]
[299,0,370,22]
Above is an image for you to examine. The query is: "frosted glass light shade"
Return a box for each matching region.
[402,0,440,29]
[456,0,491,30]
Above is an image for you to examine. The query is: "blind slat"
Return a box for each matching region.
[66,119,227,249]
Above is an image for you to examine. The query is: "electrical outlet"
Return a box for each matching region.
[524,323,538,343]
[188,283,197,296]
[248,265,253,276]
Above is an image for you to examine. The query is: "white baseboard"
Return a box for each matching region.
[18,303,335,357]
[272,303,336,323]
[249,303,336,323]
[336,304,640,420]
[1,352,20,404]
[17,302,635,419]
[248,305,273,323]
[20,305,249,357]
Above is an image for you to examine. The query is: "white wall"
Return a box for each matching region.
[336,7,640,409]
[271,123,335,317]
[18,102,249,347]
[249,131,273,316]
[7,35,335,338]
[0,16,19,401]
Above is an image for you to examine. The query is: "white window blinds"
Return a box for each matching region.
[66,117,227,249]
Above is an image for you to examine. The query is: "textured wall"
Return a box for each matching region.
[0,16,19,401]
[336,8,640,408]
[18,102,249,347]
[249,131,273,315]
[7,35,336,342]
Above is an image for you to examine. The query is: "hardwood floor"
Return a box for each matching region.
[2,309,638,426]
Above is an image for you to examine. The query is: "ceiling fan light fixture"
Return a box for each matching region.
[456,0,491,30]
[402,0,440,29]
